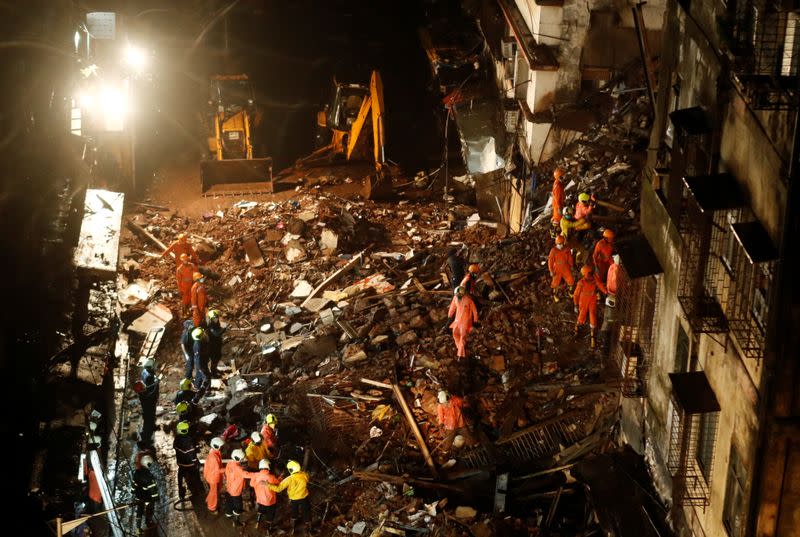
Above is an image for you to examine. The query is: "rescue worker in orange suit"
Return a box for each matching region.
[251,459,281,532]
[606,254,621,297]
[574,192,596,221]
[225,449,255,526]
[460,264,481,298]
[447,286,480,359]
[203,437,225,514]
[436,391,473,452]
[176,254,197,315]
[548,234,574,303]
[592,229,615,283]
[573,265,607,349]
[551,167,566,226]
[162,233,200,265]
[260,413,279,456]
[191,272,208,328]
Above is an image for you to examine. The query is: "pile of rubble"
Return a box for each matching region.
[111,65,658,537]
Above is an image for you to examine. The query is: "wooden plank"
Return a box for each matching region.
[74,189,124,274]
[126,219,168,252]
[391,383,438,478]
[300,250,366,308]
[352,471,460,492]
[361,378,392,390]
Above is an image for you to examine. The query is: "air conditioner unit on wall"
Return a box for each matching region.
[501,38,516,60]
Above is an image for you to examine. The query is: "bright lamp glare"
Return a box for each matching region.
[99,83,129,131]
[123,45,147,71]
[77,91,94,109]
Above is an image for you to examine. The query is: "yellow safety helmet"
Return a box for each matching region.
[264,413,278,426]
[206,309,219,320]
[286,460,301,474]
[179,378,193,391]
[578,192,591,202]
[176,421,190,435]
[176,401,190,416]
[191,328,205,341]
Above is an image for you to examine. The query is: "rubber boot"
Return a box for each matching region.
[552,288,560,303]
[590,330,596,349]
[290,519,298,536]
[256,513,263,529]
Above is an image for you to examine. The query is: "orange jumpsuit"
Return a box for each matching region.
[592,239,614,283]
[573,274,607,328]
[224,461,254,498]
[607,263,620,296]
[163,239,200,265]
[552,178,565,224]
[203,449,224,511]
[548,246,574,289]
[460,273,478,296]
[176,262,197,306]
[448,295,479,358]
[436,397,466,431]
[191,281,208,327]
[260,424,278,454]
[575,201,594,220]
[251,469,281,507]
[86,461,102,505]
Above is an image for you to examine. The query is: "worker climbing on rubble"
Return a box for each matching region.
[592,229,615,283]
[269,460,312,535]
[173,421,203,506]
[180,320,196,380]
[205,309,225,377]
[548,235,574,303]
[573,265,608,349]
[460,264,481,297]
[441,245,466,290]
[224,448,254,526]
[251,459,281,533]
[600,255,622,351]
[448,285,480,359]
[132,454,159,531]
[191,272,208,328]
[436,390,473,453]
[134,363,159,446]
[551,167,566,227]
[559,206,589,265]
[190,327,212,403]
[203,437,225,515]
[174,377,196,405]
[161,232,200,265]
[260,414,279,456]
[176,253,198,315]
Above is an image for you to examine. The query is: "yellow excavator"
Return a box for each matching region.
[201,74,273,195]
[301,70,390,197]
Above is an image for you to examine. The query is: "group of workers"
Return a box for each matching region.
[549,167,622,348]
[164,233,208,326]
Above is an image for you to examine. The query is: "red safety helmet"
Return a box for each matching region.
[580,265,593,277]
[553,167,565,180]
[468,264,480,274]
[555,235,566,245]
[602,229,615,241]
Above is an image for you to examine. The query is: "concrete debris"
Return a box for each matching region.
[291,279,314,298]
[127,303,173,334]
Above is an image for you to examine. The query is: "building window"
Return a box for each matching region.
[751,265,771,333]
[674,323,690,373]
[723,445,747,537]
[696,412,718,480]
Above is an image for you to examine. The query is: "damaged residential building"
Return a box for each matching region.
[618,1,800,537]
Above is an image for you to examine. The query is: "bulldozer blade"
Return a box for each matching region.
[364,173,393,200]
[201,158,273,196]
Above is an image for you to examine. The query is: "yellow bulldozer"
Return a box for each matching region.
[300,70,391,198]
[201,74,273,195]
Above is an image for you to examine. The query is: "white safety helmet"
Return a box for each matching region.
[143,358,155,370]
[141,455,155,468]
[605,295,617,308]
[437,390,448,404]
[251,431,262,444]
[612,254,621,265]
[210,437,224,450]
[231,449,245,462]
[259,459,271,470]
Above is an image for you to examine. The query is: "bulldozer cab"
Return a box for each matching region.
[210,76,255,110]
[327,83,369,132]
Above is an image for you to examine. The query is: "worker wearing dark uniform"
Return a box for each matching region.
[134,365,159,446]
[442,247,466,291]
[173,421,202,504]
[174,377,196,405]
[205,309,225,377]
[133,455,159,530]
[180,319,196,379]
[191,328,212,403]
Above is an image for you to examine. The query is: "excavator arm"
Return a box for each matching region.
[345,71,386,173]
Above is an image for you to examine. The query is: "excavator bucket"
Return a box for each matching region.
[200,158,273,196]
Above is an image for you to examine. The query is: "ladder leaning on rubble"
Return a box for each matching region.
[458,409,591,469]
